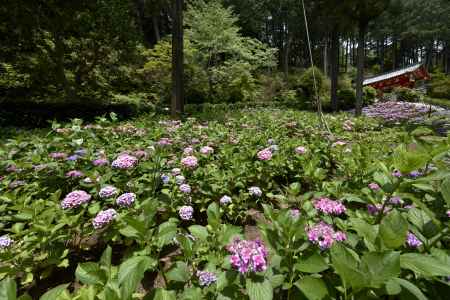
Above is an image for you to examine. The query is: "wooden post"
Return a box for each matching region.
[171,0,184,118]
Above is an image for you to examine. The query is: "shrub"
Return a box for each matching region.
[393,86,422,102]
[428,71,450,99]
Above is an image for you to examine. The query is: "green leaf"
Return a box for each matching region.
[188,225,209,241]
[393,146,428,174]
[246,277,273,300]
[207,202,221,228]
[400,253,450,277]
[385,279,402,295]
[118,256,155,299]
[294,276,329,300]
[295,252,329,273]
[217,224,242,246]
[75,262,104,285]
[391,278,428,300]
[350,218,378,251]
[74,286,97,300]
[441,176,450,206]
[165,262,189,282]
[379,210,408,249]
[331,244,367,289]
[39,284,69,300]
[181,287,202,300]
[0,277,16,300]
[150,289,176,300]
[360,251,400,287]
[100,246,112,271]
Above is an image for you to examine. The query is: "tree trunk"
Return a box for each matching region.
[323,38,328,76]
[152,15,161,43]
[283,23,290,78]
[355,22,367,117]
[380,37,385,72]
[330,27,339,111]
[171,0,184,117]
[393,37,398,69]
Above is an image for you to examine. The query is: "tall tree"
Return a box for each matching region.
[171,0,184,117]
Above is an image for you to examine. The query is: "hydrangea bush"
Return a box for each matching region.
[0,108,449,299]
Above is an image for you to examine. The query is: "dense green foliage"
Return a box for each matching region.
[1,107,449,299]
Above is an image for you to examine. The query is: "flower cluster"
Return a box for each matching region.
[257,148,272,161]
[220,195,232,205]
[196,271,217,286]
[295,146,307,155]
[175,175,185,185]
[314,198,346,215]
[161,174,170,184]
[116,193,136,207]
[111,154,138,169]
[65,170,84,178]
[362,101,433,122]
[99,186,118,198]
[181,156,198,169]
[248,186,262,197]
[368,183,381,191]
[179,184,191,194]
[406,232,422,248]
[200,146,214,155]
[92,158,109,166]
[307,222,346,250]
[0,235,13,250]
[61,190,91,209]
[179,205,194,220]
[227,238,268,273]
[49,152,67,159]
[92,209,117,229]
[367,204,391,215]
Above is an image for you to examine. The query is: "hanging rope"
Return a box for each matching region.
[301,0,331,133]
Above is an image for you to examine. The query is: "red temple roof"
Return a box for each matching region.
[363,63,430,90]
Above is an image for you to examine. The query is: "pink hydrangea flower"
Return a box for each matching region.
[227,238,268,273]
[116,192,136,207]
[179,205,194,220]
[314,197,346,215]
[112,154,138,169]
[61,190,91,209]
[99,186,118,198]
[368,183,381,191]
[49,152,67,159]
[257,148,272,161]
[295,146,307,155]
[92,209,117,229]
[307,222,346,250]
[181,156,198,169]
[65,170,84,178]
[183,146,194,155]
[332,141,347,147]
[200,146,214,155]
[92,158,109,166]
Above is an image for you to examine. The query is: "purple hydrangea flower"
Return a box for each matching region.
[179,205,194,220]
[249,186,262,197]
[111,154,138,169]
[0,235,13,250]
[179,184,191,194]
[99,186,118,198]
[334,231,347,242]
[392,170,403,177]
[92,158,109,166]
[49,152,67,159]
[227,238,268,273]
[65,170,84,178]
[447,210,450,218]
[197,271,217,286]
[406,232,422,248]
[409,170,422,178]
[61,190,91,209]
[220,195,232,205]
[367,204,391,215]
[181,156,198,169]
[314,197,346,215]
[368,183,381,191]
[183,146,194,155]
[200,146,214,155]
[257,148,272,161]
[157,138,173,146]
[389,196,402,205]
[92,209,117,229]
[161,174,170,184]
[307,222,336,250]
[116,192,136,207]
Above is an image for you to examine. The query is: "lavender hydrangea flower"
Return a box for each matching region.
[249,186,262,197]
[65,170,84,178]
[334,231,347,242]
[112,154,138,169]
[116,192,136,207]
[389,196,402,205]
[367,204,391,215]
[99,186,118,198]
[157,138,173,146]
[220,195,232,205]
[257,148,272,161]
[314,198,346,215]
[183,146,194,155]
[181,156,198,169]
[61,190,91,209]
[92,158,109,166]
[447,210,450,218]
[0,235,13,250]
[290,209,300,219]
[179,205,194,220]
[49,152,67,159]
[92,209,117,229]
[197,271,217,286]
[409,170,422,178]
[179,184,191,194]
[200,146,214,155]
[406,232,422,248]
[227,238,268,273]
